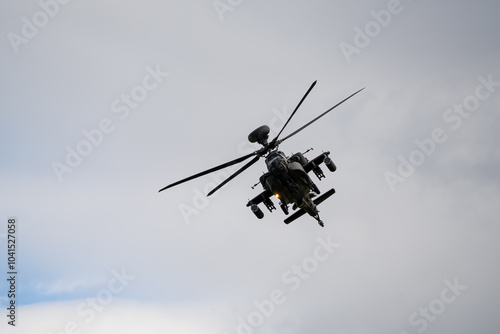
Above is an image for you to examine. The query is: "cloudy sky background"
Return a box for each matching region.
[1,0,499,333]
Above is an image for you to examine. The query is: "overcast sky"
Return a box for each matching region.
[1,0,499,333]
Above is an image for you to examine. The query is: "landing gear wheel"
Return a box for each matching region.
[280,203,289,215]
[311,182,320,195]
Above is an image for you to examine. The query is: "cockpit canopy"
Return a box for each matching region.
[266,151,287,167]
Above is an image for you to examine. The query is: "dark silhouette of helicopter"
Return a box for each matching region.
[159,81,364,226]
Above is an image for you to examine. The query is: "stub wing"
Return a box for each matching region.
[303,151,333,173]
[246,189,273,208]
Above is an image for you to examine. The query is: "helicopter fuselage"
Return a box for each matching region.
[260,150,319,217]
[246,149,337,226]
[159,81,363,227]
[263,151,312,204]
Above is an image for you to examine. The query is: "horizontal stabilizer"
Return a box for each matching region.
[284,188,335,224]
[283,207,306,224]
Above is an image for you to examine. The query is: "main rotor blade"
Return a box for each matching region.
[158,151,256,193]
[279,87,365,143]
[207,155,260,196]
[273,80,317,142]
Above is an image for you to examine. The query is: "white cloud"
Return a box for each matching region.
[1,299,234,334]
[1,1,500,333]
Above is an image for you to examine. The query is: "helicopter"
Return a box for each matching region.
[159,81,364,227]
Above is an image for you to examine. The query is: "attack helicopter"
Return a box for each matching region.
[159,81,364,226]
